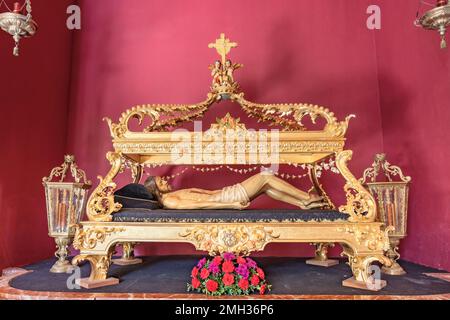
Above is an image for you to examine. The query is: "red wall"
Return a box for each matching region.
[374,0,450,271]
[0,0,74,271]
[1,0,448,271]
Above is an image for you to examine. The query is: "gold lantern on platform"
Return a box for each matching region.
[360,154,411,275]
[42,155,91,273]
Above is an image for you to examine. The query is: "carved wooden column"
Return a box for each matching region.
[72,249,118,289]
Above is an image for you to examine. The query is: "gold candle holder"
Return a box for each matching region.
[360,154,411,275]
[43,155,91,273]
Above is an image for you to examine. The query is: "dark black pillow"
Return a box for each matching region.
[114,195,162,210]
[115,184,155,200]
[114,184,162,210]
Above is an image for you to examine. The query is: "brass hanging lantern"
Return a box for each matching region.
[0,0,37,56]
[360,154,411,275]
[42,155,91,273]
[416,0,450,49]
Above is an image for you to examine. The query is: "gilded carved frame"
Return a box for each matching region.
[88,96,372,224]
[72,34,392,289]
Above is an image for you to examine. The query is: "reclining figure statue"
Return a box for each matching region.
[144,172,326,210]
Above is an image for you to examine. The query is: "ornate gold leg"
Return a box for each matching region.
[341,245,392,291]
[112,242,143,266]
[382,237,406,275]
[306,243,339,267]
[50,237,74,273]
[86,152,124,222]
[336,151,377,222]
[72,250,119,289]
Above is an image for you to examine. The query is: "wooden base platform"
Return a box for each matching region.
[342,277,387,292]
[112,258,143,266]
[306,259,339,267]
[76,277,119,289]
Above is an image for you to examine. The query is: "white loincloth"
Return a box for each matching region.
[211,183,250,205]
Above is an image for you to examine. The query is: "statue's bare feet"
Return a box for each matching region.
[240,202,250,210]
[304,193,324,206]
[298,200,327,210]
[297,200,310,210]
[232,202,249,210]
[305,201,328,209]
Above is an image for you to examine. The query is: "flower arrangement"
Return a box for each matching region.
[187,253,271,296]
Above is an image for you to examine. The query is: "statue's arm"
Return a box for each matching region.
[188,188,219,195]
[203,201,248,210]
[164,198,245,210]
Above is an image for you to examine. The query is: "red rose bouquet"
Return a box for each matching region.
[187,253,271,296]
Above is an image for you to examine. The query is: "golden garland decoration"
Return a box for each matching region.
[123,156,340,182]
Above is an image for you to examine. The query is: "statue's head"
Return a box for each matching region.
[215,60,221,68]
[144,176,171,196]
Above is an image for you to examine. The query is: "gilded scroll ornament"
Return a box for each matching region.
[336,151,377,222]
[73,226,125,251]
[72,252,114,281]
[360,153,411,184]
[179,225,280,256]
[343,253,392,283]
[43,154,91,185]
[337,225,393,251]
[236,94,355,134]
[105,95,355,137]
[105,96,216,139]
[86,152,124,222]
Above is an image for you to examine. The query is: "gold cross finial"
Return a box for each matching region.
[208,33,238,65]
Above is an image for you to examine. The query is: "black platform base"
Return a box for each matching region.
[8,256,450,296]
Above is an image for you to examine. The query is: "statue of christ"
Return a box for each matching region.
[144,173,326,210]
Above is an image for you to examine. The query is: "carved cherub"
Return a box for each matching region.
[223,59,243,86]
[209,59,243,92]
[210,60,222,88]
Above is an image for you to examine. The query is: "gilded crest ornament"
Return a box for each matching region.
[73,226,126,251]
[208,33,243,98]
